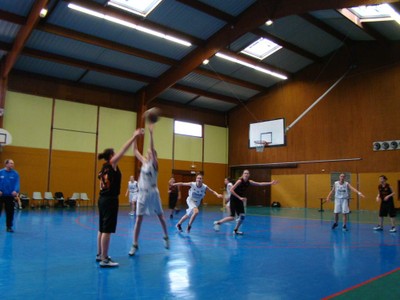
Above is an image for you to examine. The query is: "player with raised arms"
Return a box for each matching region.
[213,170,278,235]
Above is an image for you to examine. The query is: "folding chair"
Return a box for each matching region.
[32,192,43,209]
[67,192,80,207]
[80,193,90,207]
[44,192,54,207]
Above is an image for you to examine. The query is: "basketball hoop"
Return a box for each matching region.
[254,140,269,152]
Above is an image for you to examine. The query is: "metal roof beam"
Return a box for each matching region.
[142,0,396,104]
[2,0,49,78]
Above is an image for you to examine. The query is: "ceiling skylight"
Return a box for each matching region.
[349,4,400,24]
[107,0,162,17]
[240,38,282,60]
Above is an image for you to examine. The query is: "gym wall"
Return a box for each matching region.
[229,45,400,210]
[1,91,228,206]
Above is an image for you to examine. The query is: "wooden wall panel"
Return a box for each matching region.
[229,45,400,175]
[1,146,49,198]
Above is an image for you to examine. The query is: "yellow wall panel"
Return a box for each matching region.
[4,91,52,148]
[143,117,173,159]
[307,174,334,210]
[52,130,96,153]
[271,174,305,208]
[98,107,136,157]
[174,135,202,162]
[204,125,228,164]
[54,100,97,132]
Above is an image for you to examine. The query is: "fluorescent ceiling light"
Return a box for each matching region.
[265,19,273,26]
[107,0,162,17]
[349,4,400,24]
[241,38,282,60]
[215,52,287,80]
[68,3,191,47]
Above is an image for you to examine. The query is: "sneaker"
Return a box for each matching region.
[331,223,338,230]
[129,212,135,216]
[176,223,182,232]
[342,225,348,232]
[99,257,119,268]
[373,225,383,231]
[213,221,220,232]
[163,236,170,249]
[6,227,14,233]
[186,225,191,233]
[96,255,111,262]
[233,230,244,235]
[389,227,397,233]
[128,244,139,256]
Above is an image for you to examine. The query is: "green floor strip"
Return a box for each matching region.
[328,269,400,299]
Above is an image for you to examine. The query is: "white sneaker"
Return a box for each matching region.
[373,225,383,231]
[99,257,119,268]
[213,221,220,232]
[163,236,170,249]
[129,244,139,256]
[233,230,244,235]
[389,227,397,233]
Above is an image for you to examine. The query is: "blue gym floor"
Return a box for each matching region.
[0,206,399,300]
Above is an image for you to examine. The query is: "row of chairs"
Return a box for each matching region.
[31,192,91,208]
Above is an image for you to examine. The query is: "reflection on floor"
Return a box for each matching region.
[0,206,399,299]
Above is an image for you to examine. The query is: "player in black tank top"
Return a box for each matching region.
[213,170,278,235]
[373,175,396,232]
[96,128,143,268]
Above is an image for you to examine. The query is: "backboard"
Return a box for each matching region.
[249,118,285,148]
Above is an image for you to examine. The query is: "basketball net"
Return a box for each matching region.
[254,140,268,152]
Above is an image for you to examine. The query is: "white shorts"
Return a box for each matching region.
[136,189,163,216]
[334,198,349,214]
[185,197,201,216]
[129,192,138,203]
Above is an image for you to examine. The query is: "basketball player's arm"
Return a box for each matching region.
[206,186,222,198]
[249,179,279,186]
[326,187,334,202]
[133,131,146,164]
[383,187,395,201]
[348,184,365,198]
[111,129,144,167]
[148,124,158,170]
[173,182,191,187]
[230,179,246,201]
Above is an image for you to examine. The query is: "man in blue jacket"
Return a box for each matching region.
[0,159,20,232]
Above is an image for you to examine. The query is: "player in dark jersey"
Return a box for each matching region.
[373,175,396,233]
[213,170,278,235]
[96,128,143,268]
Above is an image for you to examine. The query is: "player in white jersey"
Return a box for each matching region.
[128,124,169,256]
[174,174,222,233]
[125,175,138,215]
[223,177,233,215]
[326,173,365,231]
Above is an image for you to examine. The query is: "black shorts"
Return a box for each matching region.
[379,200,396,218]
[168,193,178,209]
[98,195,119,233]
[229,197,245,217]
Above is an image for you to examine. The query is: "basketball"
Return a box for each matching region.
[143,107,161,124]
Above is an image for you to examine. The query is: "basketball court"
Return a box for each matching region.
[1,206,399,299]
